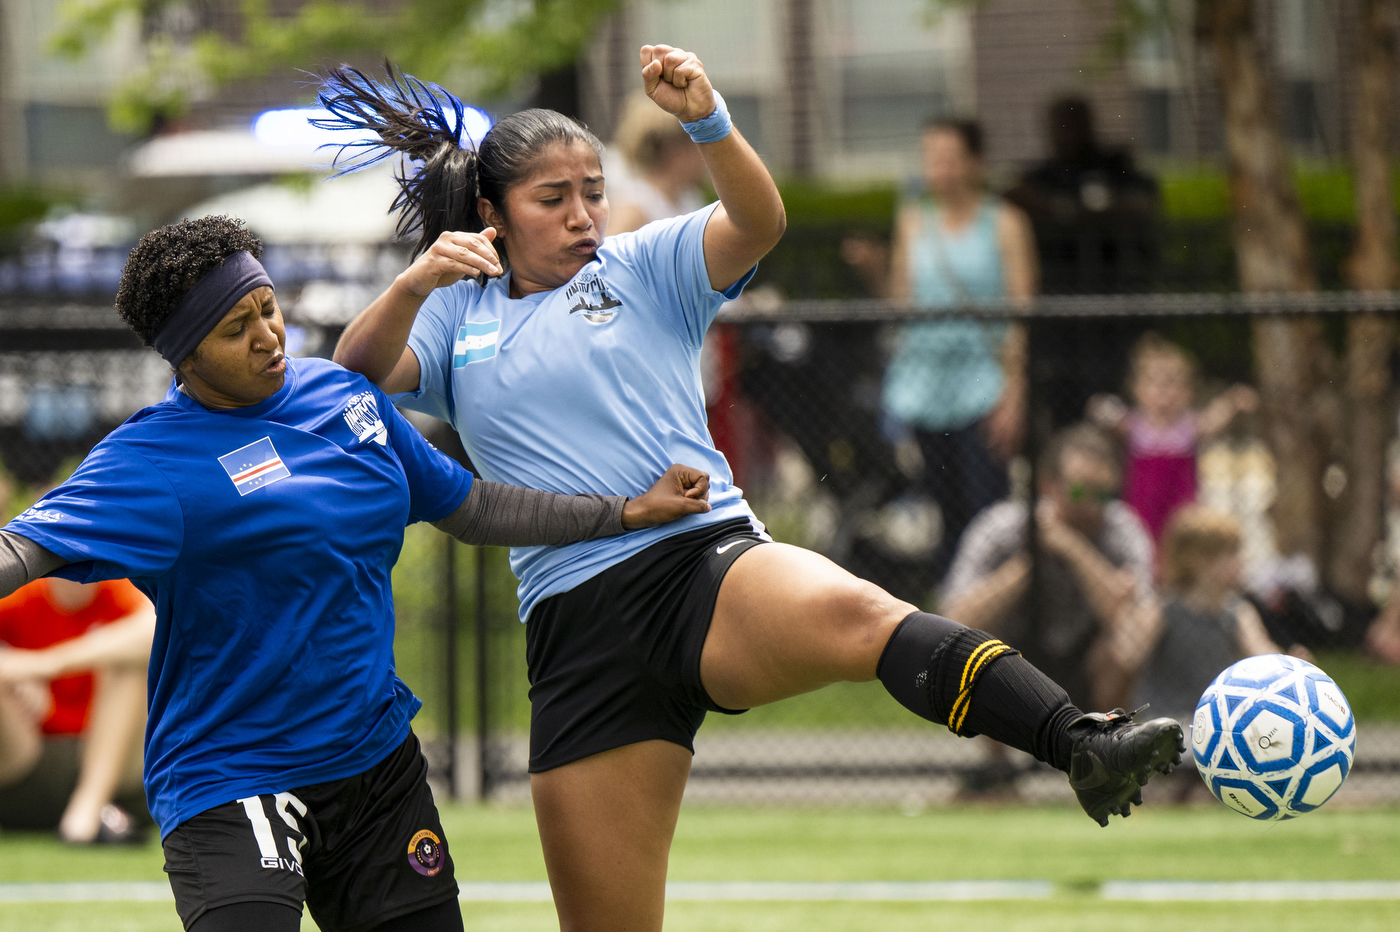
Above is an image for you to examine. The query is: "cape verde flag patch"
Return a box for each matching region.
[454,320,501,367]
[218,437,291,496]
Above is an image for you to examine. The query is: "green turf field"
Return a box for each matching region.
[3,803,1399,931]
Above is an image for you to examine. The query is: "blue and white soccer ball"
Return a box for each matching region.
[1192,654,1356,821]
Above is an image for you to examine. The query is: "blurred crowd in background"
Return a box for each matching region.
[4,0,1400,817]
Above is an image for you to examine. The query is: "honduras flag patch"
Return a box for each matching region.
[218,437,291,496]
[454,320,501,367]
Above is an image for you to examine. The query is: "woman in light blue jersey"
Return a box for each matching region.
[881,118,1037,576]
[330,49,1183,932]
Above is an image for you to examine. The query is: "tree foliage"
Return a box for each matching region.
[53,0,628,133]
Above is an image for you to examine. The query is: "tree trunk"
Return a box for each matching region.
[1196,0,1324,567]
[1332,0,1400,604]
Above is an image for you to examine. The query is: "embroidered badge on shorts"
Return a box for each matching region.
[407,828,445,877]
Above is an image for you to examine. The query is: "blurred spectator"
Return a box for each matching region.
[1095,507,1294,722]
[1007,96,1161,428]
[941,424,1154,711]
[606,94,706,235]
[0,578,154,843]
[1088,333,1257,544]
[1367,444,1400,664]
[865,118,1037,577]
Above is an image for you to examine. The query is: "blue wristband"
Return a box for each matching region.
[680,90,732,144]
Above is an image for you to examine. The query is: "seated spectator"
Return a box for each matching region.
[1097,506,1291,725]
[606,93,707,235]
[1088,333,1257,544]
[941,423,1155,711]
[0,577,154,843]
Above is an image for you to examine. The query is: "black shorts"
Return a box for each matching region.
[526,517,767,772]
[162,731,457,932]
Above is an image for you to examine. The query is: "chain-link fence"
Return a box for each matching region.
[4,292,1400,808]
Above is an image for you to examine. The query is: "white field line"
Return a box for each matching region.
[0,882,173,902]
[1102,881,1400,901]
[5,879,1400,904]
[457,881,1053,901]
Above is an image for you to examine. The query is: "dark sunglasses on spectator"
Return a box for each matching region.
[1065,482,1117,504]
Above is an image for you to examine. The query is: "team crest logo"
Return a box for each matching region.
[407,829,445,877]
[218,437,291,496]
[566,273,622,323]
[342,391,388,446]
[454,320,502,367]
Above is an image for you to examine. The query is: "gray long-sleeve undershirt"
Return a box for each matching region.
[432,479,626,548]
[0,481,627,600]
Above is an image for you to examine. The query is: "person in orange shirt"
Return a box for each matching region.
[0,577,154,843]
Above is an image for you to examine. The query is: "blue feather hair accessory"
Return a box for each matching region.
[311,65,477,177]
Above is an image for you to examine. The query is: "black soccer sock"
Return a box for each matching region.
[876,611,1080,772]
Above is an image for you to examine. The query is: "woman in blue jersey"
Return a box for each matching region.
[0,215,711,932]
[329,48,1184,932]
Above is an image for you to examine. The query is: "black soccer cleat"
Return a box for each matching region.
[1066,707,1185,827]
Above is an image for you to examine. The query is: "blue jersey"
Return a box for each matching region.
[4,357,471,837]
[395,204,761,620]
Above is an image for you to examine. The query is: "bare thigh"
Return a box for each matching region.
[530,740,691,932]
[701,542,917,710]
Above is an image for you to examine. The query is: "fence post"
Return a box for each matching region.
[475,546,490,800]
[443,534,458,798]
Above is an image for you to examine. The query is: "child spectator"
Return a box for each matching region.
[1089,333,1257,543]
[0,577,154,843]
[1099,506,1290,725]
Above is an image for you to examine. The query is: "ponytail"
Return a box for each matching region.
[316,64,604,263]
[315,65,486,259]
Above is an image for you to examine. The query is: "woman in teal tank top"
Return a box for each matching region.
[884,119,1037,577]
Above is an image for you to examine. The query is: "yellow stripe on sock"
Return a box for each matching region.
[949,641,1014,733]
[949,640,1002,728]
[958,640,1005,693]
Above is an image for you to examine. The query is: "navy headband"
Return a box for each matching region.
[151,251,274,367]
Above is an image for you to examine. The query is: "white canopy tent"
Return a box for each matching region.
[178,167,401,245]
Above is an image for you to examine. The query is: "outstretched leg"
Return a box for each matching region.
[703,543,1183,823]
[531,740,691,932]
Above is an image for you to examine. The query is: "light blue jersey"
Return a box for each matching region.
[394,204,762,619]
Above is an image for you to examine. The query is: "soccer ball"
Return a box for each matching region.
[1191,654,1356,821]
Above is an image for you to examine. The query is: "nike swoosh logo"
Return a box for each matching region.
[716,540,746,555]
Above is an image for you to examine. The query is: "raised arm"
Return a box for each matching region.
[638,45,786,291]
[334,229,502,393]
[1197,383,1259,436]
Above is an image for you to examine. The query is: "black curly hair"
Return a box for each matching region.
[116,215,264,348]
